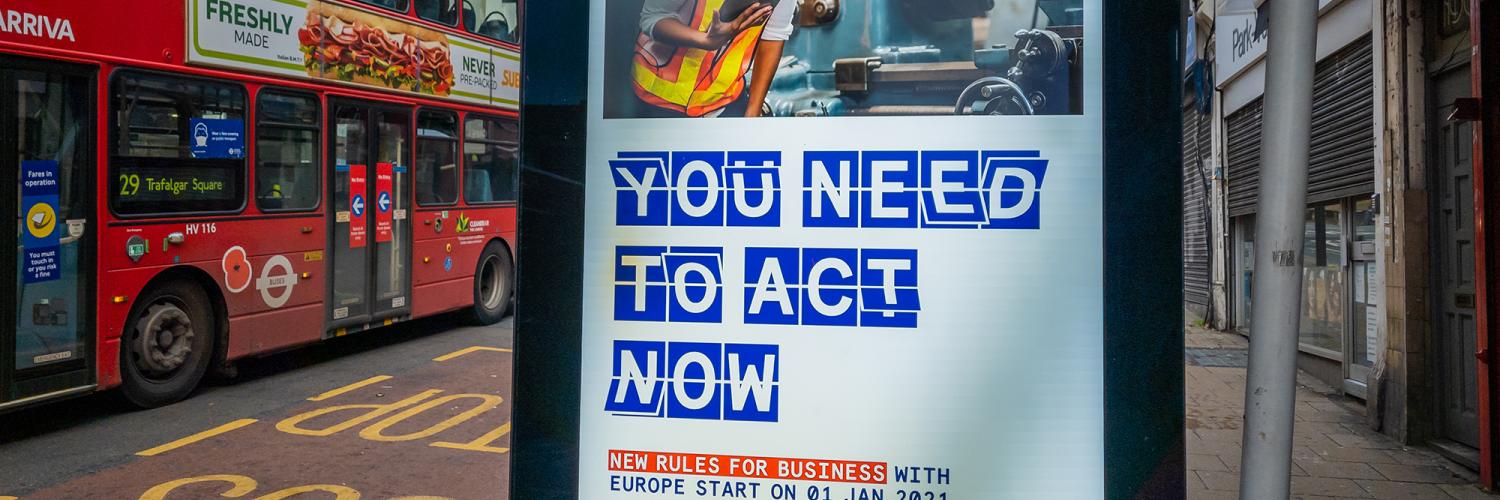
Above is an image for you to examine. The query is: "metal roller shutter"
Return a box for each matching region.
[1226,99,1262,217]
[1307,34,1375,203]
[1183,97,1211,306]
[1224,34,1374,216]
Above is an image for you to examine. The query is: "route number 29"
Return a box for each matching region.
[119,174,141,197]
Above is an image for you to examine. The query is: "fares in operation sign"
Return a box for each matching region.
[580,0,1103,498]
[21,160,61,283]
[185,0,520,109]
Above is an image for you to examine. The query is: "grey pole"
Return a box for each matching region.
[1239,0,1318,498]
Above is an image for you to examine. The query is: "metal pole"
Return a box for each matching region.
[1239,0,1318,498]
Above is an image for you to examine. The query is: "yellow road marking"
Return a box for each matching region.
[431,422,511,454]
[2,496,19,499]
[433,346,513,362]
[308,375,393,402]
[136,419,258,457]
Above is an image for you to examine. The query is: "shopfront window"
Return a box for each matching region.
[1299,202,1345,355]
[1235,215,1256,332]
[1350,198,1378,369]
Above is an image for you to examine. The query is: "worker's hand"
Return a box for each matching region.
[703,3,773,48]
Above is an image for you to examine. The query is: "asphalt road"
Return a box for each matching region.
[0,314,513,499]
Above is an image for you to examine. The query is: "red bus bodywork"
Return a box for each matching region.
[0,0,520,403]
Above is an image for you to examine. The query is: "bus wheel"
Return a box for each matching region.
[469,243,514,325]
[121,280,215,408]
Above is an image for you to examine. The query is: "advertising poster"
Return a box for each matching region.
[187,0,520,109]
[375,162,394,243]
[348,164,367,248]
[581,0,1102,498]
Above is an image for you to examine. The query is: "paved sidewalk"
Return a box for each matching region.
[1186,326,1500,499]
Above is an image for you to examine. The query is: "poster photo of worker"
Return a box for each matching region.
[600,0,1084,118]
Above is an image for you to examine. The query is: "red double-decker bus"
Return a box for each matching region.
[0,0,521,409]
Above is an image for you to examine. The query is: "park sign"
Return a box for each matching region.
[186,0,519,110]
[512,0,1186,498]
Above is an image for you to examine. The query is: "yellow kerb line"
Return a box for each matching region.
[135,419,257,457]
[2,495,19,500]
[307,375,394,402]
[433,346,513,362]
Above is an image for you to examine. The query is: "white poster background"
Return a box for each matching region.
[579,1,1105,497]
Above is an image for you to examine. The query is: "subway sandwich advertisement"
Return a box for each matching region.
[188,0,518,109]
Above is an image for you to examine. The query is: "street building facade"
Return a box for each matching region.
[1184,0,1500,486]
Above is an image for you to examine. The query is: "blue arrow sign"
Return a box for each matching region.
[352,195,366,217]
[378,192,392,212]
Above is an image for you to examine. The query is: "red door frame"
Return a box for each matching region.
[1472,0,1500,488]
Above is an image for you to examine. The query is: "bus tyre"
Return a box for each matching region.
[121,280,216,408]
[469,243,514,325]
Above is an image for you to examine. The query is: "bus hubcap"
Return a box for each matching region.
[135,303,194,375]
[480,255,503,309]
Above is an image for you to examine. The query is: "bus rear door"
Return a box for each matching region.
[0,56,96,408]
[326,99,413,331]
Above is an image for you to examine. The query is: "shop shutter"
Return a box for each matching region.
[1226,99,1262,217]
[1307,34,1375,203]
[1225,35,1374,216]
[1183,97,1211,306]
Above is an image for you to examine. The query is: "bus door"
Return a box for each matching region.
[326,99,413,330]
[0,56,96,406]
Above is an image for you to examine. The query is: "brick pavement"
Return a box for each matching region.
[1186,326,1500,499]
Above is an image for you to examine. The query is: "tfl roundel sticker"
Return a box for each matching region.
[257,255,298,309]
[222,246,252,293]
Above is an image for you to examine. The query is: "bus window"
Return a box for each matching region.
[463,115,517,204]
[416,0,459,26]
[463,0,518,43]
[356,0,410,14]
[256,91,321,212]
[416,110,459,205]
[110,72,247,215]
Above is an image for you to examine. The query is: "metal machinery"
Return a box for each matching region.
[761,0,1083,116]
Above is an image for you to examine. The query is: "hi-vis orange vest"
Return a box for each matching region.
[633,0,763,117]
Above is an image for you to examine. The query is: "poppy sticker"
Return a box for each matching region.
[222,246,253,293]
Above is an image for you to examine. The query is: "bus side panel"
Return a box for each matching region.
[225,303,326,359]
[411,278,475,319]
[410,206,516,317]
[98,218,329,387]
[0,1,183,64]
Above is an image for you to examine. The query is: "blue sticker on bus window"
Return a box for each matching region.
[21,160,61,283]
[189,118,245,159]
